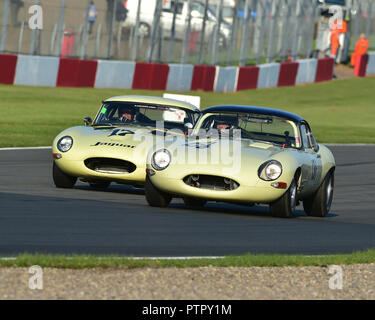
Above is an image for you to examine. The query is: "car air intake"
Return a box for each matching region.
[183,174,239,191]
[84,158,136,174]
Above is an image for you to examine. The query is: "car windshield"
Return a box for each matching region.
[94,102,197,131]
[198,112,302,148]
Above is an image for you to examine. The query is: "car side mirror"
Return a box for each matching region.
[84,117,92,126]
[184,122,193,135]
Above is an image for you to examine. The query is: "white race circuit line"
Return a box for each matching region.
[0,146,52,151]
[0,256,226,260]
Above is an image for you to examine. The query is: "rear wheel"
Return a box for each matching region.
[145,176,172,207]
[89,181,111,189]
[303,171,334,217]
[269,179,297,218]
[53,162,77,188]
[183,197,207,207]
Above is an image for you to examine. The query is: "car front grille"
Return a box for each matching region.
[183,174,239,191]
[84,158,136,174]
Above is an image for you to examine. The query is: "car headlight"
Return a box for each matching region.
[258,160,282,181]
[151,149,171,171]
[57,136,73,152]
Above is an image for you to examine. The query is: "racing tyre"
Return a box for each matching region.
[53,162,77,188]
[145,176,172,207]
[269,179,297,218]
[183,197,207,207]
[89,182,111,189]
[303,171,334,217]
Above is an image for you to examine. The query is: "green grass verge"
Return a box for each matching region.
[1,76,375,147]
[1,250,375,269]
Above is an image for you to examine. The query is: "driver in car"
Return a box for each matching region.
[118,105,136,123]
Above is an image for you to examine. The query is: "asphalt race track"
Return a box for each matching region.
[0,145,374,257]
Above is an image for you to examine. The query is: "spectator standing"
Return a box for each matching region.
[351,34,370,67]
[86,1,98,35]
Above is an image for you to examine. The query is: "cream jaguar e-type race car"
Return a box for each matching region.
[52,95,200,189]
[145,105,335,218]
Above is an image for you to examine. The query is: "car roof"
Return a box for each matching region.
[202,105,305,123]
[104,95,200,112]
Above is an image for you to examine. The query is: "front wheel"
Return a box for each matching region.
[53,162,77,188]
[145,176,172,207]
[269,179,297,218]
[303,171,334,217]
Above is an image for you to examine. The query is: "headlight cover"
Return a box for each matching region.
[57,136,73,152]
[151,149,171,171]
[258,160,283,181]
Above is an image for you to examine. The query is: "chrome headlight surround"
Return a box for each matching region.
[151,149,171,171]
[258,160,283,181]
[57,136,73,153]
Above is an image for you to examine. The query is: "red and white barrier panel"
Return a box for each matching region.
[0,54,17,85]
[1,55,335,91]
[365,52,375,77]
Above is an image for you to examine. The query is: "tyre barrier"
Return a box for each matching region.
[257,63,281,89]
[214,66,238,92]
[236,66,259,91]
[57,58,98,87]
[277,62,299,87]
[191,65,216,91]
[14,55,59,87]
[3,55,339,91]
[166,64,194,92]
[354,54,369,77]
[315,58,335,83]
[296,59,318,85]
[95,60,135,89]
[0,54,18,85]
[365,52,375,76]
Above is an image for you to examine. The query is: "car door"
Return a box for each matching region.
[299,123,323,194]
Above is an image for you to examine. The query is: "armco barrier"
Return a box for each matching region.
[354,54,368,77]
[366,52,375,76]
[57,58,98,87]
[191,65,216,91]
[95,60,135,89]
[236,66,259,91]
[166,64,194,92]
[257,63,280,89]
[296,59,318,85]
[277,62,299,87]
[14,55,59,87]
[315,58,334,83]
[132,62,169,90]
[214,66,238,92]
[0,54,17,85]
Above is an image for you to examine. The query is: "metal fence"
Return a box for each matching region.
[0,0,374,66]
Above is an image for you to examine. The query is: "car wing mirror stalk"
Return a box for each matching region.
[84,117,92,126]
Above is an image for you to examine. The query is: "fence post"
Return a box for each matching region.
[55,0,65,56]
[94,23,102,59]
[131,0,142,61]
[107,0,117,59]
[80,0,91,59]
[146,0,163,62]
[266,0,279,63]
[256,0,268,65]
[181,0,192,64]
[167,0,179,63]
[30,0,41,55]
[227,0,240,66]
[0,0,10,53]
[18,21,25,54]
[211,0,224,65]
[239,0,251,66]
[198,0,209,65]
